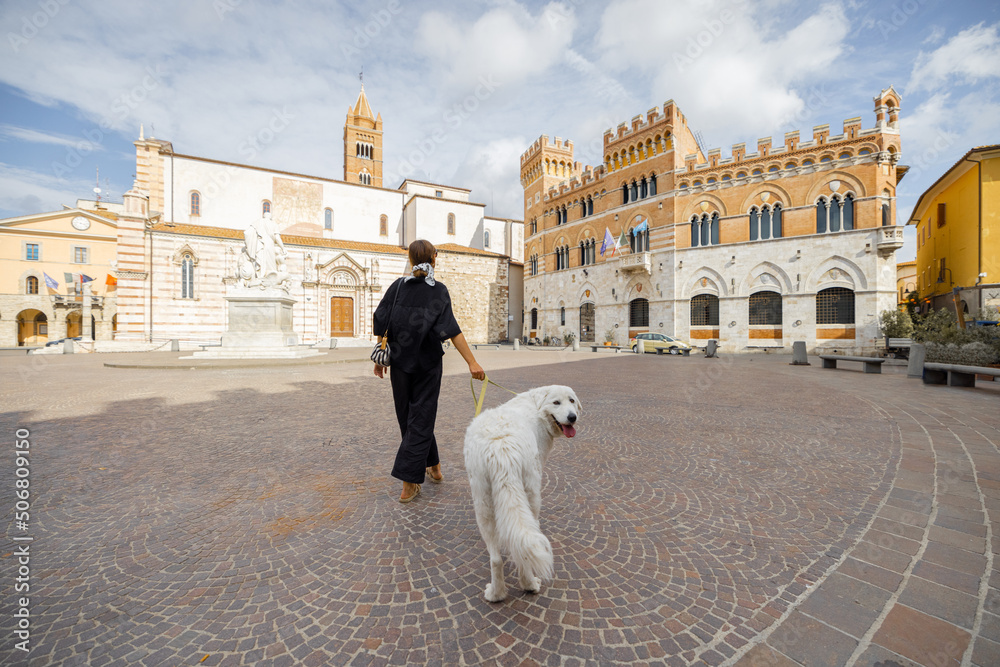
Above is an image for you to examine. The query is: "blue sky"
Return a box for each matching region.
[1,0,999,261]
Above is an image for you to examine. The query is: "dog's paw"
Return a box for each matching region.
[484,583,506,602]
[520,576,542,594]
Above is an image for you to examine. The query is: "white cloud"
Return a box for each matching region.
[595,1,852,140]
[0,124,100,150]
[454,136,529,219]
[0,163,89,217]
[907,22,1000,93]
[415,2,576,93]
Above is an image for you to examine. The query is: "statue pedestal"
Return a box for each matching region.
[187,290,320,359]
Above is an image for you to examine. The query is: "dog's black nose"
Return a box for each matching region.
[568,413,577,423]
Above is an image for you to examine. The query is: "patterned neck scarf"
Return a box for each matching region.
[404,262,435,286]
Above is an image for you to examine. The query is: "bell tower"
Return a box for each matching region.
[344,83,383,187]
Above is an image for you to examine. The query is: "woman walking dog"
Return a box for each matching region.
[373,240,486,503]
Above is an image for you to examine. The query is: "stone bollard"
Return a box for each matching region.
[791,341,810,365]
[572,340,579,352]
[171,339,180,352]
[328,338,338,349]
[907,343,925,379]
[705,339,718,358]
[63,338,74,354]
[513,339,520,351]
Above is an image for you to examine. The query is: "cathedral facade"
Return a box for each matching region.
[107,86,524,347]
[521,88,905,353]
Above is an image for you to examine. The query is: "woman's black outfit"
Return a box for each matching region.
[373,277,461,484]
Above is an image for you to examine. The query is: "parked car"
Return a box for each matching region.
[629,332,692,354]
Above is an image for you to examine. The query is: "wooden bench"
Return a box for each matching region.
[655,347,691,357]
[923,363,1000,388]
[472,343,501,350]
[819,354,886,374]
[590,345,624,353]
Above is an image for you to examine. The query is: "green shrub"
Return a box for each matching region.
[878,309,913,338]
[562,332,576,345]
[925,341,999,366]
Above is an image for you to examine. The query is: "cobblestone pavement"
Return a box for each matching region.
[1,349,998,666]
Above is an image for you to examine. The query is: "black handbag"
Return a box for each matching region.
[371,280,401,367]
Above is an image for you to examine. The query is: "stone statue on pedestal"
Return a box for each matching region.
[237,212,291,290]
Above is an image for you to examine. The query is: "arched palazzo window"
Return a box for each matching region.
[587,197,594,216]
[484,229,491,248]
[190,192,201,216]
[325,208,333,230]
[649,174,657,196]
[579,239,596,266]
[749,291,782,325]
[530,308,538,330]
[560,306,566,326]
[749,204,783,240]
[630,181,638,202]
[639,178,647,199]
[690,213,719,247]
[379,214,388,236]
[816,194,854,233]
[26,276,39,295]
[621,184,628,205]
[690,294,720,326]
[181,253,195,299]
[882,202,891,226]
[555,246,570,270]
[262,200,271,215]
[629,226,649,252]
[447,213,455,235]
[629,298,649,328]
[817,287,855,324]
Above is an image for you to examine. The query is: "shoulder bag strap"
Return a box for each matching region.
[381,278,403,340]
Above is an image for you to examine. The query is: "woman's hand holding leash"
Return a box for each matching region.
[451,333,485,380]
[468,361,485,381]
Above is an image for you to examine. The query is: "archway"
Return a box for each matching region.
[16,309,47,346]
[579,303,595,342]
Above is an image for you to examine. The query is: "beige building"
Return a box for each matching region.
[0,207,120,346]
[522,87,906,353]
[896,260,916,306]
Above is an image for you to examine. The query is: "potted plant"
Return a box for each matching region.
[542,335,551,346]
[603,329,616,346]
[563,332,576,346]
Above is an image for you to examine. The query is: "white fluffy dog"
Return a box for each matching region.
[463,385,580,602]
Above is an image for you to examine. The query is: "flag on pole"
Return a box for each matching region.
[599,227,615,256]
[81,274,94,283]
[44,273,59,290]
[613,229,628,257]
[634,218,648,234]
[106,274,118,286]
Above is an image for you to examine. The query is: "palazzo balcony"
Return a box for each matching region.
[619,251,651,274]
[876,226,904,257]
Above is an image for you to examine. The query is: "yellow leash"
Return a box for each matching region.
[470,375,519,416]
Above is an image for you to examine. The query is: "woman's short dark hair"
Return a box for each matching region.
[408,239,436,278]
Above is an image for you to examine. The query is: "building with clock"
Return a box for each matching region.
[0,85,524,348]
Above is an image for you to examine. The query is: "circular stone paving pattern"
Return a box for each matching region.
[11,356,897,666]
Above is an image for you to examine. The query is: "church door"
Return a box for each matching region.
[330,297,354,337]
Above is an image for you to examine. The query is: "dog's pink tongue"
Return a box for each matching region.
[561,424,576,438]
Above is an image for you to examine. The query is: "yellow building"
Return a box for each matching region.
[0,207,119,346]
[908,144,1000,316]
[896,260,916,306]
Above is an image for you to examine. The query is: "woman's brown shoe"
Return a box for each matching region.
[399,483,420,503]
[427,465,443,484]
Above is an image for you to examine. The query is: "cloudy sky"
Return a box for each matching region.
[1,0,999,261]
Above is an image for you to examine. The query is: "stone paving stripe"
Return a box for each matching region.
[871,604,971,666]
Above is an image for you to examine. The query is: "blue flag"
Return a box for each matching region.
[634,218,648,234]
[600,227,614,256]
[44,273,59,290]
